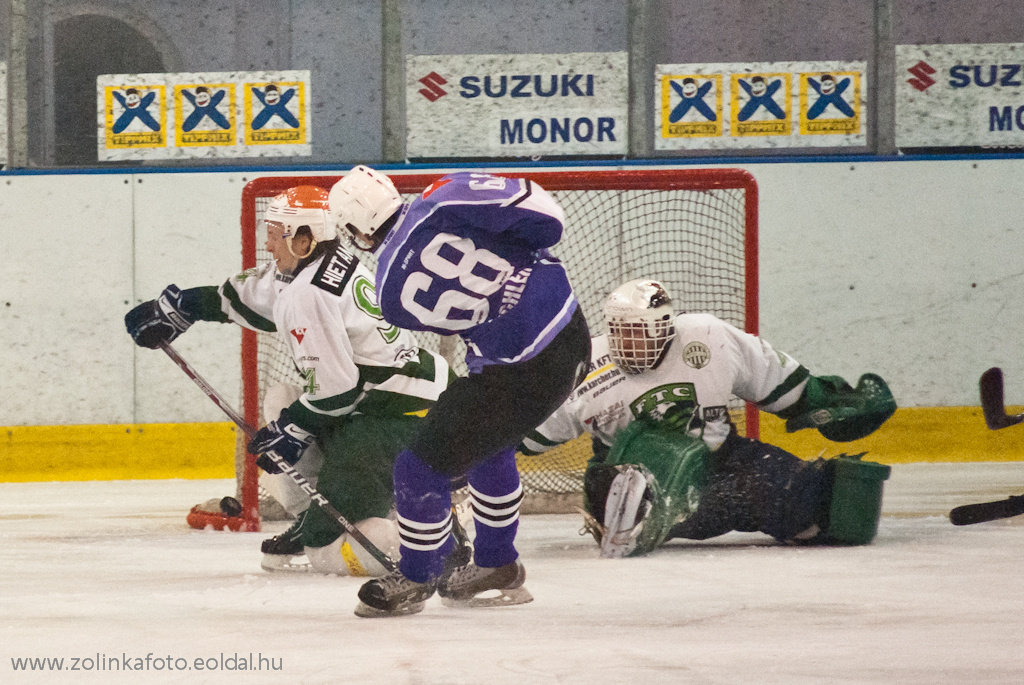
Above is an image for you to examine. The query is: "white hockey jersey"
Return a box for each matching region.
[216,243,451,432]
[521,313,809,453]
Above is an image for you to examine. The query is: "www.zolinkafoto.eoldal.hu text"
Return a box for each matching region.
[10,652,283,673]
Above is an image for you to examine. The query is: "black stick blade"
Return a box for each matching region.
[950,494,1024,525]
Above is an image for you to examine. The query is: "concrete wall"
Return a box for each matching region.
[15,0,1024,168]
[1,157,1021,428]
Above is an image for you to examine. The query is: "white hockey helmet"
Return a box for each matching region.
[264,185,334,259]
[328,165,403,251]
[604,278,676,374]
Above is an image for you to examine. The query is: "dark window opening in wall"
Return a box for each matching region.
[54,15,164,166]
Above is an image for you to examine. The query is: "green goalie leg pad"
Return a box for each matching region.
[827,455,892,545]
[605,422,710,555]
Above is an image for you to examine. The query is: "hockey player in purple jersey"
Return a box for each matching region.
[329,166,591,617]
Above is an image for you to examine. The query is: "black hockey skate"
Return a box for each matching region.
[437,559,533,608]
[260,516,311,573]
[353,513,477,617]
[354,571,437,618]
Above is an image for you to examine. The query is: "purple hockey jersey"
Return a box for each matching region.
[376,172,578,372]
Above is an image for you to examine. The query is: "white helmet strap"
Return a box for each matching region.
[284,228,317,260]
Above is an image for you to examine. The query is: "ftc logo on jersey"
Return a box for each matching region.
[290,328,307,344]
[629,383,698,423]
[300,367,319,396]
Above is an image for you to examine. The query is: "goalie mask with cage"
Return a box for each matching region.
[328,165,404,251]
[264,185,335,259]
[604,279,676,374]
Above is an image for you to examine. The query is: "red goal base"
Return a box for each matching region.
[185,506,256,532]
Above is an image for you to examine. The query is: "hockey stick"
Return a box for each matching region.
[159,342,399,573]
[950,494,1024,525]
[979,367,1024,430]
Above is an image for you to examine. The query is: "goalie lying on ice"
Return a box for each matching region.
[520,279,896,558]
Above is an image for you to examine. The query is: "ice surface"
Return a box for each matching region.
[2,463,1024,684]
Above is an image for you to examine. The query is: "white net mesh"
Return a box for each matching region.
[237,170,757,515]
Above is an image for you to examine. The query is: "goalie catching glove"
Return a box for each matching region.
[779,373,896,442]
[249,409,316,474]
[124,284,195,349]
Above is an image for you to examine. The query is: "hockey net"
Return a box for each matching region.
[220,168,757,530]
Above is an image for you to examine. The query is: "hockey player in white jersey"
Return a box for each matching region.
[521,278,896,558]
[125,185,452,576]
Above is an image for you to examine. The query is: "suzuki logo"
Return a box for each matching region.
[907,61,937,92]
[418,72,448,101]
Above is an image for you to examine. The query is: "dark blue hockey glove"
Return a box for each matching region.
[249,412,315,474]
[124,284,195,349]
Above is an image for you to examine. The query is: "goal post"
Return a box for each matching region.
[233,167,758,522]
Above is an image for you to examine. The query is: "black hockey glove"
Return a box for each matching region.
[249,411,315,474]
[124,284,195,349]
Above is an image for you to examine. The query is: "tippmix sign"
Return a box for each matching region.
[97,70,311,161]
[896,43,1024,147]
[406,52,628,158]
[655,61,866,150]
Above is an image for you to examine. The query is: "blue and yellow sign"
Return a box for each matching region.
[174,83,236,147]
[660,74,723,138]
[243,81,308,146]
[730,73,792,137]
[104,84,167,150]
[655,61,867,150]
[798,71,861,135]
[98,70,311,161]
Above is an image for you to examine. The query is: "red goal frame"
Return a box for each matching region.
[238,168,759,528]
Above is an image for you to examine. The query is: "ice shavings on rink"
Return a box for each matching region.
[2,462,1024,684]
